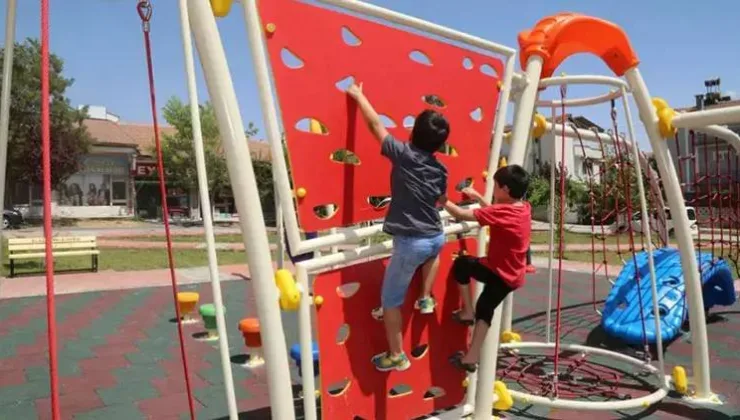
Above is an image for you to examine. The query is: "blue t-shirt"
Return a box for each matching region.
[381,135,448,236]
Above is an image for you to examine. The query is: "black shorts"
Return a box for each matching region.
[452,255,513,326]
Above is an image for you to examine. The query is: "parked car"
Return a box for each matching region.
[629,206,698,236]
[3,208,23,229]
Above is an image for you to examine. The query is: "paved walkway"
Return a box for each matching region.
[0,256,616,300]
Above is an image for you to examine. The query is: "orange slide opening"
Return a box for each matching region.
[518,12,639,78]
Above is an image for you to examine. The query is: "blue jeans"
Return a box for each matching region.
[381,233,445,309]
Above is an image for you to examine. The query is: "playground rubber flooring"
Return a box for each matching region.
[0,271,738,419]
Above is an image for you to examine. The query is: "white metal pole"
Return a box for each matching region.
[295,265,318,420]
[187,1,296,418]
[0,0,18,256]
[624,67,713,400]
[275,189,284,269]
[507,56,543,164]
[545,106,557,344]
[177,2,238,418]
[466,53,516,414]
[498,56,543,336]
[619,88,666,382]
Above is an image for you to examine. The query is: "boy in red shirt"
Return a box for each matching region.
[443,164,531,372]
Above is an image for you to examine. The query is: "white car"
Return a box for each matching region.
[629,206,698,236]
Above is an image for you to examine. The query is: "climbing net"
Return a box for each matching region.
[497,77,669,410]
[673,130,740,276]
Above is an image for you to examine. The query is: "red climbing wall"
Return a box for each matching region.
[258,0,503,231]
[313,239,476,420]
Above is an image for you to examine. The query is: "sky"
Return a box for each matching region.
[3,0,740,150]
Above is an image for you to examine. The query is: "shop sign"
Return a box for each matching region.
[135,162,172,177]
[82,156,128,175]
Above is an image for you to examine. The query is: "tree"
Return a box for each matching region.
[0,39,91,199]
[159,97,272,218]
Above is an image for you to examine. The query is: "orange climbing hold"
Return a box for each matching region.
[239,318,262,348]
[518,13,639,78]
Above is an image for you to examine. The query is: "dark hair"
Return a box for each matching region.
[411,109,449,153]
[493,164,529,199]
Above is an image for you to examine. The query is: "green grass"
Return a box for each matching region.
[4,247,265,277]
[112,232,276,243]
[530,230,650,246]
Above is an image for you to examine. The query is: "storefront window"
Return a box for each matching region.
[57,156,129,207]
[112,176,127,205]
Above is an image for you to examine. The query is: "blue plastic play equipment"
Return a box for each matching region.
[289,342,320,378]
[285,231,319,264]
[602,247,736,346]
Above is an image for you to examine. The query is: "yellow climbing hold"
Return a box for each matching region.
[672,366,688,395]
[296,187,307,199]
[501,330,521,343]
[275,269,301,311]
[498,157,508,168]
[481,170,488,179]
[462,378,469,388]
[652,97,677,138]
[210,0,234,17]
[313,295,324,308]
[265,23,277,34]
[493,381,513,411]
[532,113,547,138]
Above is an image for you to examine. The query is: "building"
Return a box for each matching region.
[501,114,608,181]
[668,79,739,204]
[11,106,273,220]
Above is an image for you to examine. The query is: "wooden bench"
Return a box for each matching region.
[7,236,99,278]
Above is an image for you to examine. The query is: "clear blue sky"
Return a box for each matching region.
[4,0,739,149]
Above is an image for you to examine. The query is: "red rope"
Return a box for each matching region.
[703,134,716,257]
[592,132,612,281]
[40,0,60,417]
[137,2,196,418]
[608,103,649,356]
[690,131,703,267]
[572,127,599,313]
[552,85,568,397]
[715,138,724,258]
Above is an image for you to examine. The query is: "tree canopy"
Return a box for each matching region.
[0,38,91,195]
[159,97,276,220]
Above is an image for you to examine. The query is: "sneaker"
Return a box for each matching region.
[415,297,436,314]
[525,265,536,274]
[372,351,411,372]
[371,307,383,321]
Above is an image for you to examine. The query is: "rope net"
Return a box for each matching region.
[673,130,740,277]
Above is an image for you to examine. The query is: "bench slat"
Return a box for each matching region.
[9,250,101,260]
[9,242,97,252]
[8,236,97,246]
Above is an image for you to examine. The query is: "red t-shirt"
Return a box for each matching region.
[473,202,532,289]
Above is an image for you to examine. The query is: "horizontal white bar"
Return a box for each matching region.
[537,88,622,108]
[315,0,516,56]
[673,106,740,129]
[297,218,478,273]
[539,75,630,90]
[297,204,479,254]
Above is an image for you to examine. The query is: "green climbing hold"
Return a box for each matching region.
[199,303,224,331]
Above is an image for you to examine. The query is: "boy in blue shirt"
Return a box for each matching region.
[348,83,449,372]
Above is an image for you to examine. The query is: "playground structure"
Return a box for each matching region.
[2,0,740,419]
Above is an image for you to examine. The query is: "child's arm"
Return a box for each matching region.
[347,83,388,143]
[461,187,490,206]
[443,199,477,222]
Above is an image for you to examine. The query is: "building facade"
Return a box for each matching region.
[11,105,272,220]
